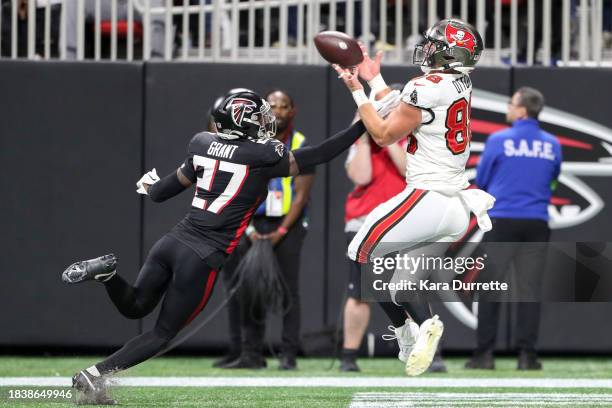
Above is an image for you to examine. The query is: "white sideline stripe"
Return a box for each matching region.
[1,377,612,388]
[349,392,612,407]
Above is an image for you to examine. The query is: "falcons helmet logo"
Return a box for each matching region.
[229,98,258,127]
[445,23,476,55]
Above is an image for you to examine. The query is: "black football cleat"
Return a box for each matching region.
[62,254,117,284]
[72,370,117,405]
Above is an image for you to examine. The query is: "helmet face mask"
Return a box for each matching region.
[413,39,448,69]
[212,91,277,140]
[255,100,277,140]
[413,19,483,73]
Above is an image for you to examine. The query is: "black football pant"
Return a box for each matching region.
[95,234,225,375]
[222,216,305,356]
[475,218,550,354]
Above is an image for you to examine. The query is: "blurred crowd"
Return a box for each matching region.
[2,0,611,64]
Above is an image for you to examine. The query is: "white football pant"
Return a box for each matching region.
[347,187,471,263]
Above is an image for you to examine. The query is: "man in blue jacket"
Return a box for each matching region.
[466,87,562,370]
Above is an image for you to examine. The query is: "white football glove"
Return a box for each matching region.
[136,168,160,195]
[372,90,401,118]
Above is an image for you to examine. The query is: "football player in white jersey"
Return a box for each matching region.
[334,19,495,376]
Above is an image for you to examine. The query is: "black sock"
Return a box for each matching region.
[341,348,358,361]
[400,302,431,326]
[377,300,408,327]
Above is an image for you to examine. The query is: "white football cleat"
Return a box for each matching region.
[381,319,420,363]
[405,315,444,376]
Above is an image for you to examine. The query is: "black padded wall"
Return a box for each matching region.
[2,61,612,353]
[0,61,143,347]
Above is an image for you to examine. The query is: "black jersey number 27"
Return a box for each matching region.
[191,155,249,214]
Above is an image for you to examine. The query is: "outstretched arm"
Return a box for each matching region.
[334,65,422,147]
[283,120,367,176]
[140,168,193,203]
[274,89,404,178]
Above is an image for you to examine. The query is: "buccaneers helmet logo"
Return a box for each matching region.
[229,98,257,127]
[445,24,476,55]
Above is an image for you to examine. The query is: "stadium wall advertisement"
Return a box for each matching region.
[1,61,611,353]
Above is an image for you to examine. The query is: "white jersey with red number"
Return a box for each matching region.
[401,72,473,193]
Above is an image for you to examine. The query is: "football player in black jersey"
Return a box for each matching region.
[61,89,399,402]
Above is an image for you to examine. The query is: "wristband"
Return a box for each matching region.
[352,89,370,108]
[246,225,256,236]
[368,74,388,95]
[277,226,288,235]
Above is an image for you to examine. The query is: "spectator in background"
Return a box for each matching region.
[1,0,61,58]
[516,0,563,64]
[467,87,561,370]
[62,0,166,59]
[217,89,315,370]
[339,84,446,373]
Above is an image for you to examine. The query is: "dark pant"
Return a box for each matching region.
[222,216,306,356]
[96,235,224,374]
[476,218,550,354]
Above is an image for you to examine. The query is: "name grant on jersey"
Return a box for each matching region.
[504,139,556,160]
[452,75,472,94]
[207,141,239,159]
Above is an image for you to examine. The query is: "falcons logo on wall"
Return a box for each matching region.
[443,88,612,329]
[229,98,257,127]
[468,88,612,232]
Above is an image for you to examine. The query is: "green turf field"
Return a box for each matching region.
[1,356,611,407]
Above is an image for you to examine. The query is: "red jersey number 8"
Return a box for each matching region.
[445,98,471,155]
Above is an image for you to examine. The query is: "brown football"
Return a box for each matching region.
[314,31,363,67]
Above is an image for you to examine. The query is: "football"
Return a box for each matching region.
[314,31,363,67]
